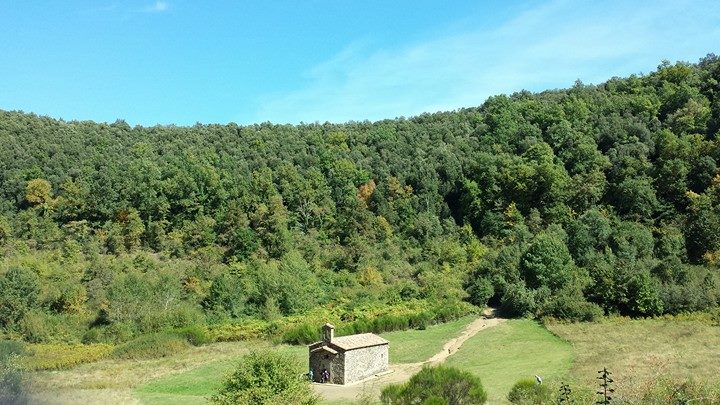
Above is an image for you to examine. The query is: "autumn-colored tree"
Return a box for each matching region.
[357,179,376,206]
[25,178,55,211]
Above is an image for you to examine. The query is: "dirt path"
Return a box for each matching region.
[313,308,506,403]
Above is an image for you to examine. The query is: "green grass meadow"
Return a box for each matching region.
[28,315,720,404]
[134,318,474,404]
[445,319,573,402]
[136,345,307,404]
[135,358,238,404]
[380,316,474,363]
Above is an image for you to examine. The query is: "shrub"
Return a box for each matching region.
[408,312,431,330]
[0,341,25,362]
[112,333,189,360]
[0,340,26,405]
[82,322,134,344]
[423,397,449,405]
[371,314,409,333]
[208,319,269,342]
[468,277,494,307]
[19,343,113,371]
[19,311,86,344]
[211,301,472,345]
[172,325,211,346]
[281,323,320,345]
[501,283,540,317]
[335,323,358,336]
[349,319,370,334]
[380,384,404,404]
[507,378,553,404]
[136,302,206,335]
[540,294,603,322]
[209,350,318,405]
[432,302,472,323]
[380,365,486,405]
[0,267,41,330]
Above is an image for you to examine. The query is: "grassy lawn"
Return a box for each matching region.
[31,341,255,391]
[547,317,720,397]
[135,357,238,404]
[380,316,474,363]
[135,316,475,404]
[22,316,475,404]
[27,341,257,404]
[445,319,573,402]
[135,344,307,404]
[31,315,720,404]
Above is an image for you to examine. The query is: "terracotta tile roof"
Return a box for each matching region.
[329,333,388,351]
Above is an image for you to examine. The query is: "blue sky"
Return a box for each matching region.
[0,1,719,126]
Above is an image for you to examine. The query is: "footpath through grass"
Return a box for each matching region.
[135,317,474,404]
[381,316,474,363]
[135,316,720,404]
[445,319,573,402]
[37,314,720,404]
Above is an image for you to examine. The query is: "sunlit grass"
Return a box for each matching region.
[380,316,474,363]
[28,341,259,404]
[135,344,306,404]
[33,316,720,404]
[547,317,720,398]
[445,319,573,402]
[135,319,476,404]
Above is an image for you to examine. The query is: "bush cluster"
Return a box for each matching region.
[15,326,206,370]
[19,343,113,371]
[0,340,26,405]
[381,365,487,404]
[282,303,473,345]
[207,318,269,342]
[111,333,190,360]
[507,379,553,404]
[210,350,317,405]
[172,325,211,346]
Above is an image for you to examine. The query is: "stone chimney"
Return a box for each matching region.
[323,323,335,343]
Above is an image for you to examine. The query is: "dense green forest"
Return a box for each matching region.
[1,55,720,344]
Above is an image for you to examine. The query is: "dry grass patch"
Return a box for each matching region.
[27,340,263,403]
[547,318,720,398]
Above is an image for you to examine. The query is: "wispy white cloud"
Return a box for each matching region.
[252,0,720,124]
[143,1,168,13]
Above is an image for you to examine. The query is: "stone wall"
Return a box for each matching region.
[343,344,389,384]
[309,350,344,384]
[331,352,345,384]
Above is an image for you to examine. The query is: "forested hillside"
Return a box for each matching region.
[1,56,720,344]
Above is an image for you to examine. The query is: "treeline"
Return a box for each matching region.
[1,55,720,343]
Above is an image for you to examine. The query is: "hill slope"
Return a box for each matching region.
[1,55,720,344]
